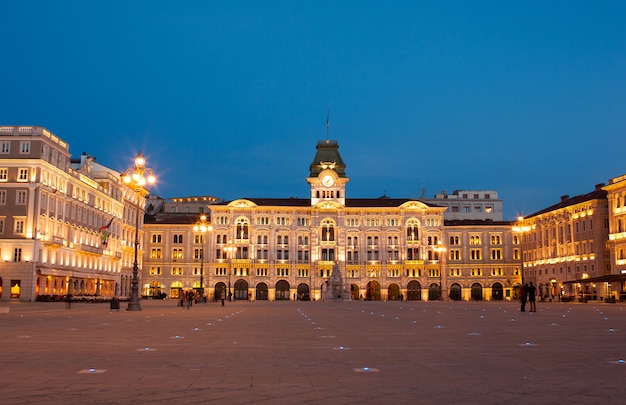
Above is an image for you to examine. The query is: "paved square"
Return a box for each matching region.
[1,300,625,404]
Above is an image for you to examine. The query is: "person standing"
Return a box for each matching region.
[520,283,528,312]
[528,282,537,312]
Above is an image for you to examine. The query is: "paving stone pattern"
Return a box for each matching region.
[1,300,625,404]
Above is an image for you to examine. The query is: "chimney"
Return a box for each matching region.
[560,195,569,203]
[595,183,605,190]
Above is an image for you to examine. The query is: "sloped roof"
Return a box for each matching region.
[526,187,607,218]
[213,197,442,209]
[144,213,201,225]
[309,140,347,178]
[445,219,515,227]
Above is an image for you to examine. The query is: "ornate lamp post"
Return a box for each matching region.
[223,241,236,302]
[193,215,212,300]
[434,240,447,300]
[122,152,155,311]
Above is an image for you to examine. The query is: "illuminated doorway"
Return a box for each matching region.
[365,281,381,300]
[350,284,360,300]
[471,283,483,301]
[234,279,248,301]
[10,280,21,299]
[297,283,310,301]
[407,280,422,301]
[491,282,504,300]
[428,283,441,301]
[170,281,183,299]
[256,282,268,300]
[215,282,227,301]
[388,283,400,300]
[449,283,462,301]
[275,280,290,300]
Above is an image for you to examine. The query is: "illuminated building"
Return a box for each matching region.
[517,184,610,301]
[422,190,503,221]
[0,126,145,302]
[143,139,522,301]
[602,175,626,300]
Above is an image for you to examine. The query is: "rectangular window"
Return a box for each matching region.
[0,168,7,181]
[20,142,30,154]
[0,218,4,234]
[0,190,6,205]
[1,142,9,153]
[16,191,27,205]
[18,168,28,181]
[150,248,162,259]
[14,248,22,262]
[14,220,25,234]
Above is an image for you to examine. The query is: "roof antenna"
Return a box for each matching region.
[326,108,330,142]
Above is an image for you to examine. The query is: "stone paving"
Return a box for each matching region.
[1,299,626,404]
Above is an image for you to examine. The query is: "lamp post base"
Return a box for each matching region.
[126,301,142,311]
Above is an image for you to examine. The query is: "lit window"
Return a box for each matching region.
[18,168,28,181]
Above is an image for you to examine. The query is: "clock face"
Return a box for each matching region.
[322,175,334,187]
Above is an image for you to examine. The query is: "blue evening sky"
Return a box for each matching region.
[2,1,625,220]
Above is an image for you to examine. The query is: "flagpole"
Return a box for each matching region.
[326,108,330,141]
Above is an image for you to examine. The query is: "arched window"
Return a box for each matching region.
[321,219,335,241]
[235,218,249,240]
[406,219,420,241]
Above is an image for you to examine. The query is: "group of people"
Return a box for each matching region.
[519,282,537,312]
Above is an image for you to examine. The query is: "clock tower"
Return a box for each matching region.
[307,139,349,206]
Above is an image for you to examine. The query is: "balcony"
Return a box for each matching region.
[42,235,65,247]
[80,244,103,255]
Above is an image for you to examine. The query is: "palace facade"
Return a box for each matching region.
[5,125,625,304]
[516,184,613,301]
[143,139,523,302]
[0,126,147,302]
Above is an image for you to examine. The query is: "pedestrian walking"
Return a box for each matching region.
[520,283,528,312]
[528,282,537,312]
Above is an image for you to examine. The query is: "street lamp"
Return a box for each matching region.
[122,152,155,311]
[193,215,212,301]
[512,216,531,286]
[223,241,236,302]
[434,240,447,300]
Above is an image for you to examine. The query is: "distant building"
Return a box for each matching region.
[444,219,522,301]
[143,139,521,302]
[422,190,503,221]
[0,126,148,302]
[147,195,221,215]
[603,175,626,299]
[518,184,610,301]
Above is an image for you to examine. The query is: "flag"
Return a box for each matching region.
[100,217,114,248]
[99,217,114,232]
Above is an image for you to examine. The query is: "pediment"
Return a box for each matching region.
[313,200,343,210]
[227,199,258,208]
[399,200,430,210]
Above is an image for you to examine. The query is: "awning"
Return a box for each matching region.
[562,274,626,284]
